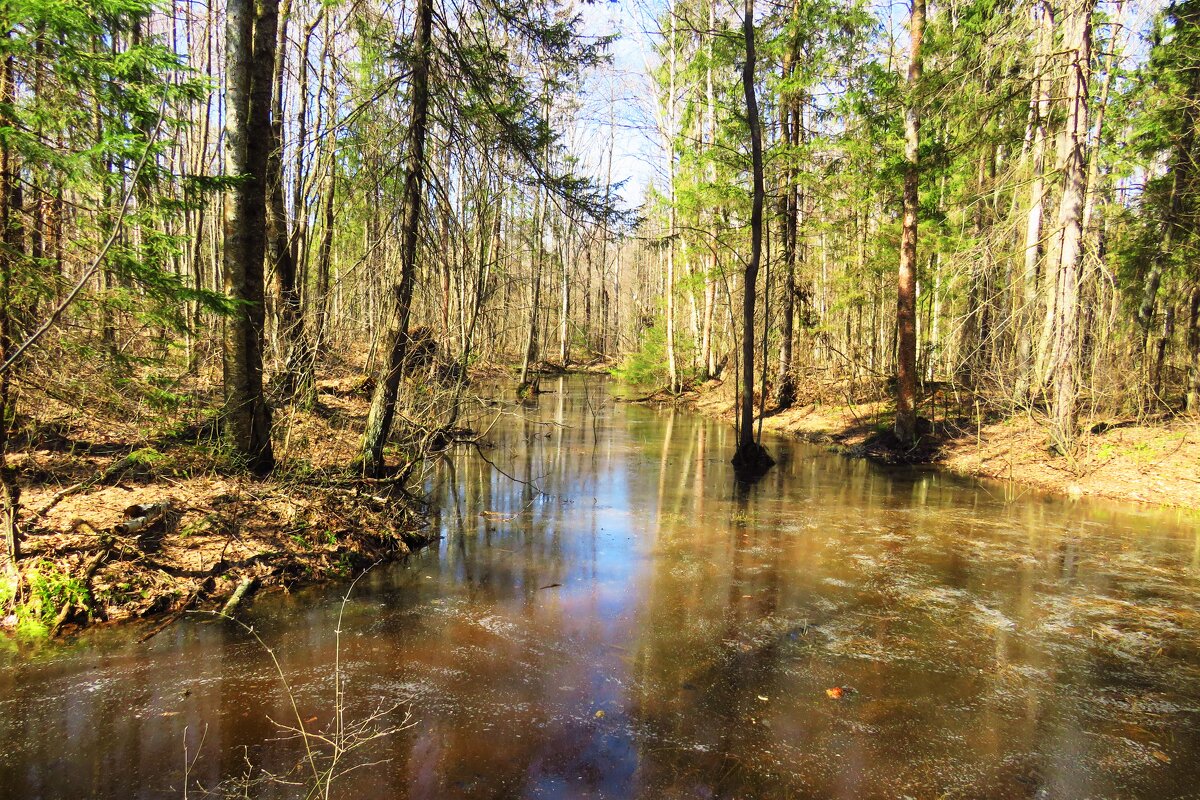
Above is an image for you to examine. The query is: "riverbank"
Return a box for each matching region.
[638,379,1200,511]
[1,370,432,640]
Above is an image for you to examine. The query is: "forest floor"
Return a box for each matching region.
[2,365,431,639]
[651,378,1200,511]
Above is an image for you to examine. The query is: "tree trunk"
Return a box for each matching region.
[1014,0,1052,405]
[1186,287,1200,413]
[1153,303,1175,403]
[312,85,337,354]
[519,185,545,392]
[601,113,614,357]
[775,9,800,410]
[222,0,275,474]
[957,143,994,386]
[266,0,313,404]
[731,0,773,479]
[358,0,433,474]
[664,2,679,392]
[311,11,337,355]
[462,182,501,367]
[0,47,22,563]
[894,0,925,445]
[699,0,718,380]
[1049,0,1094,451]
[559,232,570,365]
[292,11,320,303]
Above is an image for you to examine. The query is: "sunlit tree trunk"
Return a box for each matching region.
[267,0,313,404]
[699,0,718,380]
[664,1,679,392]
[519,183,545,391]
[601,110,614,357]
[894,0,925,445]
[775,5,800,409]
[559,229,570,365]
[293,11,320,329]
[222,0,275,474]
[183,0,215,374]
[1014,0,1052,406]
[1049,0,1094,451]
[312,56,337,355]
[462,178,501,367]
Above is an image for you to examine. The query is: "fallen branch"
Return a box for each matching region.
[221,576,260,617]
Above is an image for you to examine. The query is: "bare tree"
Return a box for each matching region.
[359,0,433,475]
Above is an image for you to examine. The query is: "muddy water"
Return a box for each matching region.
[2,377,1200,799]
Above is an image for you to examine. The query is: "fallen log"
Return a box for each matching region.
[220,576,259,617]
[114,502,171,552]
[50,541,113,637]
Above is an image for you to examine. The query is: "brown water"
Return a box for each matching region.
[2,376,1200,799]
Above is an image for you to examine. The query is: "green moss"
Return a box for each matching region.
[15,616,48,639]
[126,447,166,467]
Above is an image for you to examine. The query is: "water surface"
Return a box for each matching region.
[2,376,1199,798]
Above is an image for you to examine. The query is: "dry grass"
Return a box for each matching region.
[942,414,1200,509]
[670,378,1200,510]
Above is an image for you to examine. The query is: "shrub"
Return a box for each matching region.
[611,319,700,388]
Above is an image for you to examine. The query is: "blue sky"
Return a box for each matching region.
[576,0,665,210]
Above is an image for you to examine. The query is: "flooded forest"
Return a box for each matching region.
[1,0,1200,797]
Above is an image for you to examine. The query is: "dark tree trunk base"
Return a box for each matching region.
[775,378,796,411]
[516,378,541,399]
[732,441,774,483]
